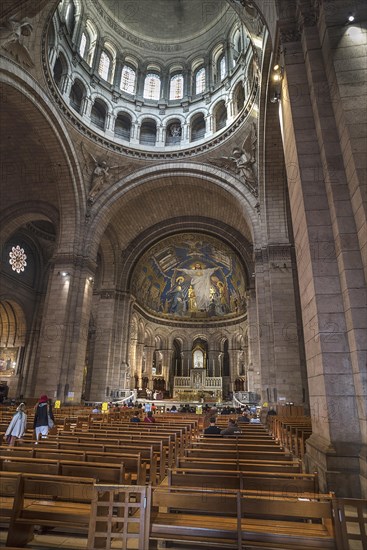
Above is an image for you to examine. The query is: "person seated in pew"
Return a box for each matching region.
[204,417,221,435]
[144,411,156,423]
[130,412,141,423]
[220,418,241,435]
[250,414,261,423]
[238,411,250,423]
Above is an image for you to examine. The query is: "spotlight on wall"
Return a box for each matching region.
[348,13,355,22]
[88,276,94,282]
[272,65,283,82]
[58,271,70,277]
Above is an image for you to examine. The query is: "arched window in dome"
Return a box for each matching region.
[233,80,245,115]
[140,119,157,145]
[120,65,136,95]
[91,98,107,130]
[165,119,182,145]
[80,21,97,66]
[114,112,132,141]
[79,32,87,58]
[48,21,56,55]
[69,79,85,113]
[232,28,242,66]
[65,1,76,34]
[169,74,184,100]
[143,73,161,100]
[214,100,227,132]
[53,53,68,91]
[194,67,206,95]
[219,55,226,80]
[190,113,206,142]
[98,51,111,82]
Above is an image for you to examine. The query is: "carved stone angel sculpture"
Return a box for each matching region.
[81,144,127,203]
[209,122,258,197]
[0,19,34,68]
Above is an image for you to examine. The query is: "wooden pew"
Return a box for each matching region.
[0,471,21,526]
[4,445,147,485]
[332,497,367,550]
[185,447,293,462]
[54,431,174,471]
[191,440,285,453]
[0,455,125,484]
[15,440,157,484]
[6,474,95,547]
[7,444,144,483]
[150,486,336,549]
[177,456,302,473]
[168,467,319,494]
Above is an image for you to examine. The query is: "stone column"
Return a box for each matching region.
[113,56,124,90]
[145,345,155,387]
[228,348,239,390]
[33,259,95,404]
[88,291,116,401]
[278,0,366,497]
[161,349,173,394]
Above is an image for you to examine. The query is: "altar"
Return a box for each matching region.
[173,368,222,401]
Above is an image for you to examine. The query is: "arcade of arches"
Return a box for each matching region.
[0,0,366,498]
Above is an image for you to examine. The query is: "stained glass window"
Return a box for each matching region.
[143,73,161,100]
[98,51,110,81]
[169,74,184,100]
[79,32,87,58]
[9,245,27,273]
[220,56,226,80]
[120,65,136,94]
[195,67,205,94]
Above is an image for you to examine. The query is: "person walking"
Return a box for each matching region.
[4,402,27,446]
[34,395,54,440]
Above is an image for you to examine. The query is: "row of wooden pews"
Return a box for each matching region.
[0,409,366,549]
[0,410,200,548]
[148,421,358,549]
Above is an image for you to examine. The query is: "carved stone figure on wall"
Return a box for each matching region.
[89,157,120,201]
[81,144,132,202]
[0,19,34,67]
[209,122,258,197]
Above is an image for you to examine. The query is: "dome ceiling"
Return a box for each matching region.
[99,0,231,43]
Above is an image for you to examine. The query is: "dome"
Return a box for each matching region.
[46,0,261,155]
[99,0,231,44]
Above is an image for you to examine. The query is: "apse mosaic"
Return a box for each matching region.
[131,234,247,320]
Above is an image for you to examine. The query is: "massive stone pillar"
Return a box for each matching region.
[254,247,304,405]
[31,258,95,403]
[88,291,117,401]
[278,0,366,497]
